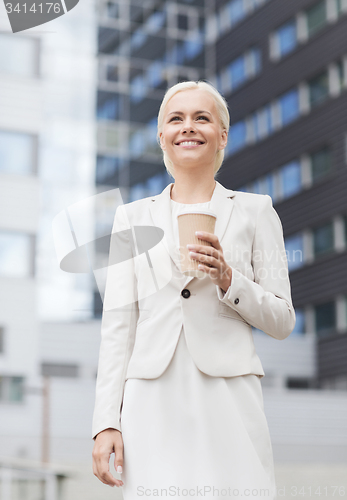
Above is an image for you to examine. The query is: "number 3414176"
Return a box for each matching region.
[5,3,61,13]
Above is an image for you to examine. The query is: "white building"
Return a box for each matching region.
[0,0,97,477]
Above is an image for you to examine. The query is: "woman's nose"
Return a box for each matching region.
[181,120,196,133]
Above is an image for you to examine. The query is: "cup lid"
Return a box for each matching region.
[177,209,217,218]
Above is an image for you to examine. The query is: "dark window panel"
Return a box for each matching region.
[311,147,332,182]
[315,301,336,338]
[41,363,79,378]
[309,71,329,108]
[313,222,334,257]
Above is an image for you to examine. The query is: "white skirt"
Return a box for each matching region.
[120,327,277,500]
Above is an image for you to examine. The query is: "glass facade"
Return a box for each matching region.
[291,308,305,335]
[309,71,329,108]
[313,222,334,257]
[284,234,304,271]
[0,130,36,175]
[279,89,300,126]
[280,160,302,198]
[306,0,327,38]
[96,0,208,207]
[271,0,347,62]
[311,147,332,181]
[236,146,333,203]
[277,20,297,58]
[210,0,270,43]
[0,375,24,403]
[0,231,33,277]
[224,52,346,159]
[315,301,336,338]
[0,34,39,77]
[216,46,261,95]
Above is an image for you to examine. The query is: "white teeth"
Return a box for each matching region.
[178,141,202,146]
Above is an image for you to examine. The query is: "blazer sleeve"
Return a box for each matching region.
[92,205,138,440]
[216,194,296,340]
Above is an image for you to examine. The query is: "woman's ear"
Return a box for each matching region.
[159,132,166,151]
[218,129,228,151]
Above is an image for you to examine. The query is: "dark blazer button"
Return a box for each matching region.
[234,298,239,304]
[181,289,191,299]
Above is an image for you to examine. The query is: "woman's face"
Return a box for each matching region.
[159,89,228,171]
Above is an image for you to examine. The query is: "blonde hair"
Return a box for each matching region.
[156,80,230,179]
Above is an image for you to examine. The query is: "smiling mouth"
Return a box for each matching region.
[175,141,205,146]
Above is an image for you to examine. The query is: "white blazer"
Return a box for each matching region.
[92,180,296,439]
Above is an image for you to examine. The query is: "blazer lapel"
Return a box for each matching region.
[149,180,236,288]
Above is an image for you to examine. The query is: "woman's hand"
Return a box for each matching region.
[187,231,232,293]
[92,428,124,487]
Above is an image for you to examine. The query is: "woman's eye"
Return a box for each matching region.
[169,115,209,122]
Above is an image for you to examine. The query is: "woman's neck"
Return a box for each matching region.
[170,180,216,204]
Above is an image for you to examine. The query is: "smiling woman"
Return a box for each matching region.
[157,80,230,185]
[92,80,295,500]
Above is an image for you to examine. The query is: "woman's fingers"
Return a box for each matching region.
[92,429,124,487]
[114,431,124,486]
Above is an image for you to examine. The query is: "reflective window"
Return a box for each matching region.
[306,0,327,38]
[0,130,36,175]
[279,89,299,125]
[0,231,32,277]
[96,155,123,185]
[277,20,297,58]
[251,179,262,194]
[218,47,261,95]
[311,147,331,181]
[130,129,145,157]
[336,0,345,15]
[280,160,302,198]
[145,10,166,33]
[313,222,334,257]
[309,71,329,108]
[229,55,246,89]
[146,173,165,195]
[337,59,345,90]
[166,43,185,66]
[131,29,147,51]
[284,233,304,271]
[97,91,122,120]
[106,64,119,82]
[130,4,144,24]
[106,1,119,19]
[147,60,163,88]
[177,13,189,30]
[315,301,336,338]
[252,104,273,139]
[146,118,160,155]
[211,0,270,42]
[228,0,246,27]
[228,121,247,154]
[184,30,204,61]
[0,34,38,77]
[262,174,275,198]
[130,74,146,103]
[129,182,148,202]
[0,376,24,403]
[291,308,305,334]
